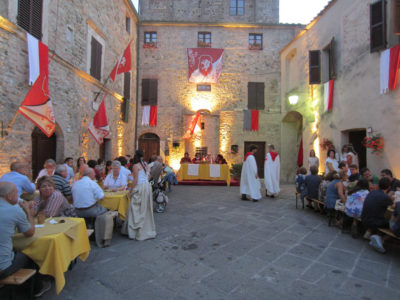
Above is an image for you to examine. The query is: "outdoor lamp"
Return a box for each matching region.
[288,95,299,105]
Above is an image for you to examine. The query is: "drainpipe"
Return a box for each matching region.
[134,18,140,150]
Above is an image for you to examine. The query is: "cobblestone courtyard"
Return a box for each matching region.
[41,184,400,300]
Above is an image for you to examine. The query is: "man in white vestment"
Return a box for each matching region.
[264,144,280,197]
[240,145,261,202]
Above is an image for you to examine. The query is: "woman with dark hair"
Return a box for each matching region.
[345,179,370,219]
[105,160,112,176]
[76,157,86,171]
[122,150,156,240]
[33,176,76,218]
[324,149,339,175]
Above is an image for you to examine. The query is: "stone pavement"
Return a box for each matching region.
[36,185,400,299]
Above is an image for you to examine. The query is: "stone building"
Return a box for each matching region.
[137,0,301,174]
[280,0,400,181]
[0,0,138,178]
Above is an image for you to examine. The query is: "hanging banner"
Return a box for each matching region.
[187,48,224,83]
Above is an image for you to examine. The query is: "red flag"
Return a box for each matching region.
[183,111,201,139]
[389,44,400,90]
[110,42,132,81]
[187,48,224,83]
[324,79,334,112]
[18,35,55,137]
[297,138,303,167]
[88,96,110,144]
[149,105,157,127]
[251,110,259,131]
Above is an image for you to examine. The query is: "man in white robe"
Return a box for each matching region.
[264,144,280,197]
[240,145,261,202]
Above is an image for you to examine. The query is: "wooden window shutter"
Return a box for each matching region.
[256,83,265,110]
[149,79,158,105]
[394,0,400,35]
[141,79,150,105]
[329,38,335,79]
[121,72,131,123]
[309,50,321,84]
[90,37,102,81]
[247,82,257,109]
[18,0,43,40]
[370,0,386,52]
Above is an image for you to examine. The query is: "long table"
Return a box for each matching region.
[178,163,231,186]
[13,217,90,294]
[100,190,130,220]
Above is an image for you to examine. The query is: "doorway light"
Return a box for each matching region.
[288,95,299,105]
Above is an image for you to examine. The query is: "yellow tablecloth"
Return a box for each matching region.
[13,217,90,294]
[178,164,231,186]
[100,191,130,220]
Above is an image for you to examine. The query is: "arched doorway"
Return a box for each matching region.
[281,111,303,183]
[139,133,160,162]
[31,127,56,180]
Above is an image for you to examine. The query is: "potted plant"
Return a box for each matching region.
[144,41,157,49]
[363,134,384,155]
[249,43,262,50]
[230,163,243,180]
[198,41,211,48]
[319,138,333,151]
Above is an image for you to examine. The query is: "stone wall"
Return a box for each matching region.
[137,23,300,169]
[0,0,138,177]
[280,0,400,180]
[139,0,279,24]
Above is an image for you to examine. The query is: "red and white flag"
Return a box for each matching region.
[183,111,201,139]
[323,79,334,112]
[110,42,132,81]
[141,105,157,127]
[141,106,150,126]
[187,48,224,83]
[88,96,110,144]
[380,44,400,94]
[18,33,55,137]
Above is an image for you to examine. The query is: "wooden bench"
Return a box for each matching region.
[378,228,400,240]
[295,191,304,209]
[0,269,36,300]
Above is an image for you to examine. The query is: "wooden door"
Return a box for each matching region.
[138,133,160,162]
[244,141,266,178]
[31,127,56,180]
[349,130,366,170]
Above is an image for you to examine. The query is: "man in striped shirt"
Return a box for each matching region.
[52,165,73,204]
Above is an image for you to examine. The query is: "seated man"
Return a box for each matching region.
[361,177,393,253]
[180,152,191,164]
[88,160,102,182]
[348,164,360,183]
[64,157,75,181]
[103,160,128,191]
[72,168,113,247]
[117,156,133,181]
[338,162,348,175]
[52,164,73,204]
[360,167,379,190]
[36,159,56,182]
[0,162,35,199]
[380,169,400,196]
[305,166,322,210]
[0,182,51,297]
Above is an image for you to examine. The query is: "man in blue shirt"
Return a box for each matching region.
[0,162,35,198]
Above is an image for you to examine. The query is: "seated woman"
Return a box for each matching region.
[215,154,227,164]
[180,152,192,164]
[103,160,128,191]
[325,170,348,225]
[344,179,370,235]
[305,166,321,210]
[33,176,76,218]
[192,153,202,164]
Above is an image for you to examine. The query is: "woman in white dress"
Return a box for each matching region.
[325,149,339,175]
[308,149,319,172]
[122,150,156,241]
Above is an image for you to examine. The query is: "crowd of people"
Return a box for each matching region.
[180,152,227,164]
[0,150,177,296]
[296,144,400,254]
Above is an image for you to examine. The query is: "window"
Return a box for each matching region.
[230,0,244,16]
[309,50,321,84]
[195,147,208,157]
[370,0,386,52]
[144,32,157,48]
[198,32,211,47]
[121,72,131,123]
[322,38,335,82]
[248,82,265,110]
[17,0,43,40]
[90,37,103,81]
[141,79,158,105]
[394,0,400,35]
[249,34,262,50]
[126,17,131,34]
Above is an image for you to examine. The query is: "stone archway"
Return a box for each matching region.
[139,133,160,162]
[281,111,303,183]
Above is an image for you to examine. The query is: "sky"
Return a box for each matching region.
[130,0,331,25]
